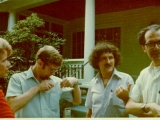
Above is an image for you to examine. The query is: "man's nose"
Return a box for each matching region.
[106,58,111,64]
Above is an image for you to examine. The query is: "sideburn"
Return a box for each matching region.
[42,64,46,70]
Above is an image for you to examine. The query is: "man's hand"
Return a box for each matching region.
[60,77,81,105]
[60,77,78,88]
[145,103,160,117]
[115,84,132,103]
[38,80,54,92]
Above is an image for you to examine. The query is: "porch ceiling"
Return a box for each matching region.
[28,0,160,21]
[0,0,160,21]
[0,0,58,12]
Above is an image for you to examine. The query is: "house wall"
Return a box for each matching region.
[4,6,160,79]
[65,6,160,79]
[0,12,9,33]
[63,18,85,59]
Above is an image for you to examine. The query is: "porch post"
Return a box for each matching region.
[84,0,95,83]
[8,12,16,31]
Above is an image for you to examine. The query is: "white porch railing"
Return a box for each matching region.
[56,59,85,80]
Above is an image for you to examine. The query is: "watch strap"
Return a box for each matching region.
[141,103,147,112]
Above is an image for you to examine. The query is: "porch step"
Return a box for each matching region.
[71,105,88,118]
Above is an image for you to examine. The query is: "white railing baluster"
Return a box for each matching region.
[56,59,85,80]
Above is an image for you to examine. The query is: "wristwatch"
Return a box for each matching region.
[141,103,147,112]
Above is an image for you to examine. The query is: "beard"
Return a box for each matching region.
[150,50,160,61]
[40,75,50,80]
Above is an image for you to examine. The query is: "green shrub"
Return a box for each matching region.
[1,13,66,93]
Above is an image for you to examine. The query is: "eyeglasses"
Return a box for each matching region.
[46,65,59,73]
[145,41,160,49]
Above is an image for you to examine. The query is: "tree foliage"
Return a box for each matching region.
[0,13,66,93]
[3,13,66,71]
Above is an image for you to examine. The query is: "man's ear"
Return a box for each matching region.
[142,45,146,53]
[37,59,44,66]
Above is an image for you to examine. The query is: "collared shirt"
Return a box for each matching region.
[6,67,73,118]
[85,68,134,117]
[130,63,160,104]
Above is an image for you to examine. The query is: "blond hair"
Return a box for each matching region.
[36,45,63,66]
[0,38,12,57]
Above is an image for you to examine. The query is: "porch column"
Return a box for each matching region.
[84,0,95,83]
[8,12,16,31]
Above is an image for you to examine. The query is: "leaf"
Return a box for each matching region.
[3,13,66,86]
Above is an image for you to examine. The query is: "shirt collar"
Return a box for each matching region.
[26,66,35,80]
[148,62,160,74]
[95,68,121,83]
[148,62,154,71]
[26,66,53,81]
[112,68,122,80]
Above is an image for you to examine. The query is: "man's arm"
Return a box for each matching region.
[125,98,160,117]
[60,77,81,105]
[86,108,92,118]
[7,80,54,113]
[7,85,40,113]
[72,83,81,105]
[145,103,160,117]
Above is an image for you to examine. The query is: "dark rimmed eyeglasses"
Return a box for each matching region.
[46,65,59,73]
[145,41,160,49]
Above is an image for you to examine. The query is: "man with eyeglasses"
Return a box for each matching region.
[126,24,160,117]
[5,45,81,118]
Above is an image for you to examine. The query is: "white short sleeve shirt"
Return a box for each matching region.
[130,63,160,104]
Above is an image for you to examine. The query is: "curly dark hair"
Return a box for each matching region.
[89,41,121,70]
[138,24,160,45]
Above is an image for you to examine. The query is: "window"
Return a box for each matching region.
[18,15,26,20]
[51,23,64,54]
[39,21,49,31]
[51,23,63,36]
[72,32,84,58]
[95,27,121,48]
[72,27,121,58]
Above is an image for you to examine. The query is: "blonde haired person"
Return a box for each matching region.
[0,38,14,118]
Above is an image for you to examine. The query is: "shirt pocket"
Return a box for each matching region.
[49,93,61,111]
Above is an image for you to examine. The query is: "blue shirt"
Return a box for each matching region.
[85,68,134,117]
[6,67,73,118]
